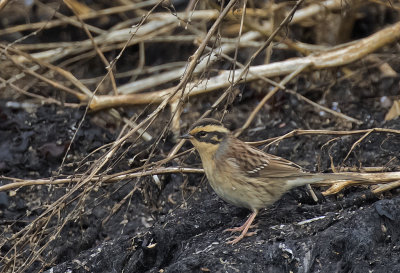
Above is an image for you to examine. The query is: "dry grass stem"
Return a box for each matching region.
[88,21,400,110]
[0,0,159,36]
[2,169,399,194]
[250,128,400,147]
[372,181,400,194]
[322,172,400,195]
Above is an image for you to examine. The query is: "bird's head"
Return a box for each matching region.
[181,118,230,156]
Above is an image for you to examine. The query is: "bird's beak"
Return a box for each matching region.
[180,133,191,139]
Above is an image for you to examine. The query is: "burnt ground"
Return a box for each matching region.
[1,69,400,273]
[1,1,400,273]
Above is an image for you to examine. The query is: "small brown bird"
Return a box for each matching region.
[181,118,362,244]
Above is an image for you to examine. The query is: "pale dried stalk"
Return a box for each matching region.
[12,20,176,64]
[0,167,204,192]
[3,46,91,99]
[89,20,400,110]
[6,0,343,69]
[117,30,261,94]
[0,0,11,11]
[292,0,343,22]
[66,3,119,95]
[2,0,353,106]
[323,172,400,195]
[2,170,399,193]
[34,0,105,35]
[340,166,399,172]
[0,0,159,36]
[372,180,400,194]
[251,128,400,147]
[8,10,233,65]
[0,0,341,36]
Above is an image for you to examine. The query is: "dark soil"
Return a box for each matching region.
[1,73,400,272]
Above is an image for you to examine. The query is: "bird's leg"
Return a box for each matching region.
[225,210,258,244]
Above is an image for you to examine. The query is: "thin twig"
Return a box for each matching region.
[89,21,400,110]
[66,3,119,95]
[343,129,373,162]
[285,89,363,125]
[2,170,400,193]
[250,128,400,147]
[235,63,310,137]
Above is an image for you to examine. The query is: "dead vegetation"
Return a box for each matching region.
[0,0,400,272]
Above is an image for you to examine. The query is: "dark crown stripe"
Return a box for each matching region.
[190,118,223,130]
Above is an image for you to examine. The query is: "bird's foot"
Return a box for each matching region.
[224,211,259,244]
[223,224,258,234]
[226,231,258,244]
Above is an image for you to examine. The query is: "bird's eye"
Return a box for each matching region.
[197,131,207,138]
